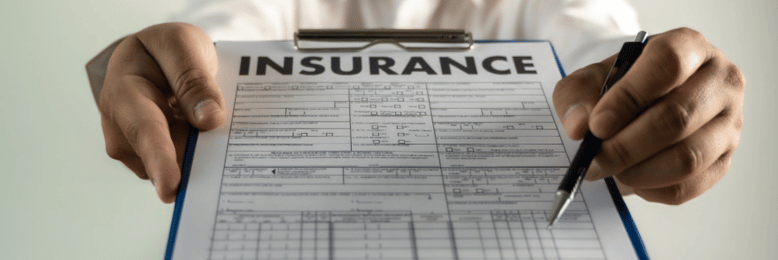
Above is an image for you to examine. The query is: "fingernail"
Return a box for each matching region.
[590,110,617,138]
[562,104,587,133]
[193,99,220,122]
[585,161,602,181]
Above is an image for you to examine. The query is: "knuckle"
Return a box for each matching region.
[674,27,704,41]
[610,87,643,115]
[732,112,744,132]
[651,40,686,85]
[123,119,146,147]
[152,22,199,39]
[724,63,746,91]
[653,101,694,138]
[166,22,199,40]
[640,184,689,206]
[105,143,131,160]
[659,185,688,206]
[97,93,113,115]
[174,68,213,103]
[603,139,634,169]
[675,142,704,178]
[123,118,166,149]
[163,23,209,49]
[97,82,123,116]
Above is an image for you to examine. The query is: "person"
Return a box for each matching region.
[88,0,744,205]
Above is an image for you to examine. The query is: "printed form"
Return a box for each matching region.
[170,41,640,260]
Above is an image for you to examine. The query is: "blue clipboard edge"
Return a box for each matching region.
[164,39,649,260]
[164,125,199,260]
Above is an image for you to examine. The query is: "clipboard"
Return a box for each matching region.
[164,29,649,260]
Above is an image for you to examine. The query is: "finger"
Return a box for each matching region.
[589,28,715,139]
[613,113,737,189]
[135,23,225,130]
[552,55,616,140]
[586,57,731,180]
[102,114,150,180]
[109,75,181,203]
[631,151,733,205]
[102,36,182,203]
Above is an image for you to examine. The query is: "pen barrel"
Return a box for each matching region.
[558,132,602,192]
[609,42,646,85]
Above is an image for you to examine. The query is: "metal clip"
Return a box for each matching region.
[294,29,473,52]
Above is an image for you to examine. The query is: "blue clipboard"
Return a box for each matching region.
[164,39,649,260]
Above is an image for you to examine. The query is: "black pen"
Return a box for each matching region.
[548,31,648,229]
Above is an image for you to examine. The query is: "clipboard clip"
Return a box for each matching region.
[294,29,473,52]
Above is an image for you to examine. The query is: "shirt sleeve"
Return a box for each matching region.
[521,0,641,72]
[173,0,297,41]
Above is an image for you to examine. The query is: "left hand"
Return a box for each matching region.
[553,27,745,205]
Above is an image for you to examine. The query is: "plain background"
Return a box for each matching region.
[0,0,775,259]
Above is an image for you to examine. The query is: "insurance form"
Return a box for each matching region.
[168,41,645,260]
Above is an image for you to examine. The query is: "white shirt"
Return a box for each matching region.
[175,0,640,72]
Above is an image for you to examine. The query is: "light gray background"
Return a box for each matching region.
[1,0,775,259]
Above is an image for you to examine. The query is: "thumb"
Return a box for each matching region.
[553,54,617,140]
[136,23,225,130]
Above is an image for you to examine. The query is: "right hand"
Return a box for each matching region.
[99,23,225,203]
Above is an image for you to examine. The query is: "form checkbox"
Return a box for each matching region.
[397,125,404,129]
[325,133,333,136]
[394,104,401,108]
[373,140,380,144]
[453,188,461,193]
[416,91,423,95]
[361,97,368,101]
[398,133,405,137]
[467,147,475,152]
[398,140,406,144]
[446,147,453,152]
[476,188,484,193]
[370,104,377,108]
[371,111,378,115]
[419,105,426,109]
[372,125,379,129]
[395,112,402,115]
[373,132,379,136]
[417,98,424,102]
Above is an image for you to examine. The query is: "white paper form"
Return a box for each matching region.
[170,41,641,260]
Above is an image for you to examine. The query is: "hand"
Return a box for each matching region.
[99,23,225,203]
[553,28,745,205]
